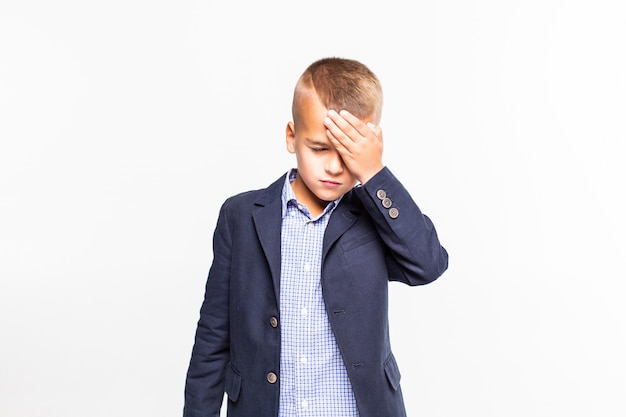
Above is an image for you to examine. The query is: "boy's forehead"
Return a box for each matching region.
[294,87,327,122]
[295,85,324,107]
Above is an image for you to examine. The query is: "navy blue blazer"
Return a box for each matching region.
[184,167,448,417]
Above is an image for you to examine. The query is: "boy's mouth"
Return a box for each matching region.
[321,180,341,187]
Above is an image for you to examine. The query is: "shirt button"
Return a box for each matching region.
[266,372,277,384]
[303,262,311,271]
[297,204,303,210]
[308,222,314,228]
[300,356,307,364]
[290,211,296,217]
[269,316,278,328]
[301,307,308,316]
[301,399,308,409]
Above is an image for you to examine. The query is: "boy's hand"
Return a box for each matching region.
[324,109,384,185]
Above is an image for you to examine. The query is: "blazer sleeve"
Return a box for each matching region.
[354,166,449,285]
[183,201,233,417]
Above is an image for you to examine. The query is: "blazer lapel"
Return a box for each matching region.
[252,177,284,302]
[323,191,360,262]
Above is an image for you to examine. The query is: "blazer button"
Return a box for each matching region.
[270,316,278,328]
[266,372,277,384]
[389,207,399,219]
[376,189,386,200]
[382,197,392,208]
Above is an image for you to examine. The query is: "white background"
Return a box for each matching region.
[1,1,625,416]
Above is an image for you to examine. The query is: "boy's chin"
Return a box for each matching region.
[314,190,347,203]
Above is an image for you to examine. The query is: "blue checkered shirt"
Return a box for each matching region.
[278,169,359,417]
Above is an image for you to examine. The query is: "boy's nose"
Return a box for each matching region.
[325,152,344,175]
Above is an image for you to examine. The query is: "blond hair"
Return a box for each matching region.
[293,57,383,124]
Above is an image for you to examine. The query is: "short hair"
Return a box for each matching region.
[293,57,383,124]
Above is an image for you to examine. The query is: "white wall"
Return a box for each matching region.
[1,1,624,416]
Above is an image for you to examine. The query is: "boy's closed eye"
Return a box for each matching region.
[306,138,331,153]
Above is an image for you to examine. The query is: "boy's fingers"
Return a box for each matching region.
[324,116,352,151]
[324,109,383,161]
[366,122,383,143]
[326,110,360,143]
[330,109,381,142]
[324,126,340,146]
[337,109,360,129]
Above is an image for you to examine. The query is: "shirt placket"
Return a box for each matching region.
[295,217,317,415]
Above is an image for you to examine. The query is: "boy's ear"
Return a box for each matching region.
[285,121,296,154]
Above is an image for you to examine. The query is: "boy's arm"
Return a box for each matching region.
[325,110,448,284]
[183,202,232,417]
[355,166,449,284]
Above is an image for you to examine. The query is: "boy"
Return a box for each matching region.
[183,57,448,417]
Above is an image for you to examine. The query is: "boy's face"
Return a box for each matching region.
[286,88,358,215]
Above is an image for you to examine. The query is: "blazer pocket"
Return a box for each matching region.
[225,363,242,402]
[342,231,380,258]
[384,353,402,391]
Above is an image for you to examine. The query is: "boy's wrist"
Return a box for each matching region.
[357,163,385,185]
